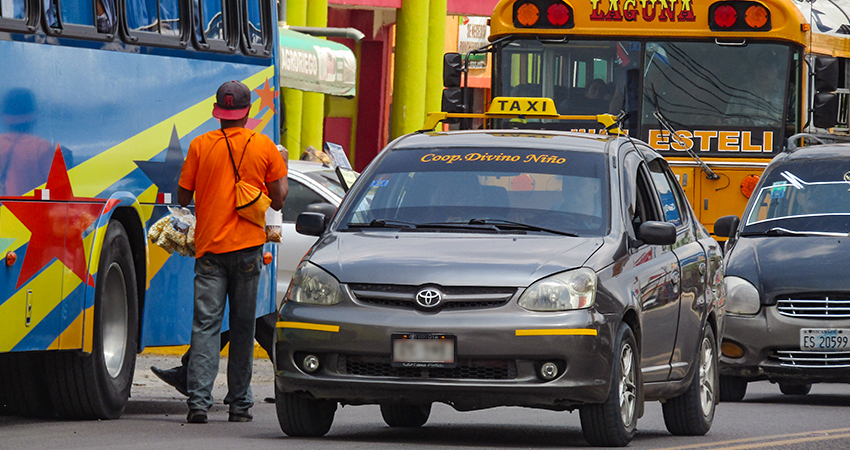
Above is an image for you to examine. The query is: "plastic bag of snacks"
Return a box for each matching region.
[149,207,196,257]
[264,207,282,243]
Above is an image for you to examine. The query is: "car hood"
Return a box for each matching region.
[727,236,850,300]
[308,231,605,287]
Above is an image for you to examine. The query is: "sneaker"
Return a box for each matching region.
[187,409,208,424]
[151,366,189,397]
[228,410,253,423]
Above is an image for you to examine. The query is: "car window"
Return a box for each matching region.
[632,163,662,233]
[282,179,327,223]
[303,170,346,198]
[647,159,684,227]
[339,147,610,236]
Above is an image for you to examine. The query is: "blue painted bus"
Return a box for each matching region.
[0,0,281,419]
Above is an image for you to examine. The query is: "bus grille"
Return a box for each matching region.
[338,355,518,379]
[348,284,515,310]
[770,350,850,368]
[775,295,850,319]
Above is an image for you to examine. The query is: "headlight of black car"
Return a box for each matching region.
[286,261,344,305]
[518,268,597,311]
[724,276,760,315]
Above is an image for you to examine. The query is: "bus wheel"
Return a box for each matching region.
[0,352,54,418]
[45,220,138,419]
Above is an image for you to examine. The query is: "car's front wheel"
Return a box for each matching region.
[579,322,638,447]
[719,375,748,402]
[662,326,717,436]
[275,384,336,437]
[779,383,811,396]
[380,403,431,427]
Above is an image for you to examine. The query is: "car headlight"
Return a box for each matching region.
[518,268,597,311]
[286,262,344,305]
[724,276,760,315]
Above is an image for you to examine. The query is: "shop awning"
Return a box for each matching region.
[279,27,357,97]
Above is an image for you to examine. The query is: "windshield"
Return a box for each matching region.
[743,159,850,234]
[496,38,796,153]
[337,147,610,236]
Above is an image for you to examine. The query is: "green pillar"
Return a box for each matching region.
[283,0,307,159]
[390,0,429,139]
[301,0,329,152]
[425,0,447,119]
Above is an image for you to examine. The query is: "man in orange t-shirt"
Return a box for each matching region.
[177,80,287,424]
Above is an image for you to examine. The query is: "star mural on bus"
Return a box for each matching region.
[0,145,111,289]
[135,125,184,200]
[255,78,278,114]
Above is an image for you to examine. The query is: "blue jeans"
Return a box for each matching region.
[187,245,262,413]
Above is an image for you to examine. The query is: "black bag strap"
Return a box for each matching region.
[222,129,255,182]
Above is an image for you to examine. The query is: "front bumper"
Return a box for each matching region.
[719,306,850,383]
[274,302,617,411]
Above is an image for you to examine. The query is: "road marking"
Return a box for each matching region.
[652,428,850,450]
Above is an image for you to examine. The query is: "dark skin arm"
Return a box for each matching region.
[178,185,193,208]
[266,176,288,211]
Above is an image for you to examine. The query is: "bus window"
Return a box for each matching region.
[0,0,25,19]
[245,0,262,45]
[241,0,271,56]
[59,0,114,33]
[127,0,179,35]
[200,0,223,41]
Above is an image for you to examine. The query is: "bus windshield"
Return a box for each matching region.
[497,38,796,153]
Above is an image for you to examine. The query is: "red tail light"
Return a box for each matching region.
[709,1,771,31]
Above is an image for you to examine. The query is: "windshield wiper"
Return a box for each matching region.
[468,218,579,237]
[742,227,850,237]
[346,219,418,229]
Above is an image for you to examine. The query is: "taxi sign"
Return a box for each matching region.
[487,97,559,116]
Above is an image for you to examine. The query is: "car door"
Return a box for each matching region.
[645,156,710,381]
[621,151,682,383]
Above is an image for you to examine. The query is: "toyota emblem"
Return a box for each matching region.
[415,288,443,308]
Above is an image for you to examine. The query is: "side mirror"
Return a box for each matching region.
[295,212,326,236]
[443,53,463,88]
[814,56,839,93]
[713,215,740,238]
[813,92,839,129]
[638,221,677,246]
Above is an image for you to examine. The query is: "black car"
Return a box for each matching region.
[715,143,850,400]
[275,129,724,447]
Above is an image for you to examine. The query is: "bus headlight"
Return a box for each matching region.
[724,276,760,315]
[519,268,597,311]
[286,262,344,305]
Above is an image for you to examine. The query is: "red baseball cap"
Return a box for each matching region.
[212,80,251,120]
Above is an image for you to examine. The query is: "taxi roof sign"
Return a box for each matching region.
[488,97,559,116]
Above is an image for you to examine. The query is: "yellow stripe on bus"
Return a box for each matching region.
[515,328,597,337]
[276,321,340,333]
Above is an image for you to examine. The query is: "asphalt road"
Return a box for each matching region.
[2,354,850,450]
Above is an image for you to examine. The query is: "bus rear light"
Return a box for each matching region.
[547,3,570,26]
[713,4,737,28]
[513,0,574,29]
[709,1,771,31]
[516,2,540,26]
[744,5,768,28]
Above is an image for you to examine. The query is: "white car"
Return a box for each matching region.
[275,161,346,305]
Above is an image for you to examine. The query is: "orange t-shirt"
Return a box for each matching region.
[179,127,287,257]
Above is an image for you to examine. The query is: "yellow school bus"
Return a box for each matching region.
[445,0,850,233]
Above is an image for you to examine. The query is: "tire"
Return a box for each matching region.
[779,383,811,396]
[662,326,717,436]
[719,375,748,402]
[275,384,336,437]
[580,323,639,447]
[380,403,431,427]
[44,220,139,419]
[0,352,54,418]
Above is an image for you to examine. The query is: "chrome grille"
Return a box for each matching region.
[348,284,515,310]
[770,350,850,369]
[338,355,518,379]
[776,295,850,319]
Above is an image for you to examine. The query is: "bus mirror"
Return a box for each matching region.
[813,92,839,129]
[814,56,838,93]
[443,53,463,88]
[441,88,465,124]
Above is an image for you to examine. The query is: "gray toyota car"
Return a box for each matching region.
[274,130,724,447]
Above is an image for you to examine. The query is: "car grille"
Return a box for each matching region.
[770,350,850,369]
[776,295,850,319]
[338,355,518,379]
[347,284,516,310]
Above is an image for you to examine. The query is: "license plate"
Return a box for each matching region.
[392,333,456,368]
[800,328,850,351]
